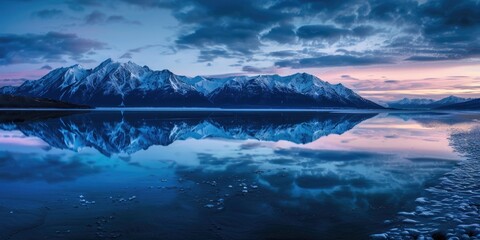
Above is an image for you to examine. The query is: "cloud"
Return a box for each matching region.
[341,75,359,81]
[107,15,141,25]
[274,148,387,162]
[267,50,297,58]
[129,0,294,60]
[113,0,480,64]
[404,56,454,61]
[119,52,133,59]
[297,24,350,41]
[0,32,107,65]
[40,65,53,70]
[84,11,140,25]
[197,49,236,62]
[296,24,378,43]
[84,10,105,24]
[119,44,172,59]
[406,157,458,162]
[384,80,399,84]
[275,55,391,68]
[175,23,262,55]
[32,9,63,19]
[241,65,275,74]
[262,24,297,44]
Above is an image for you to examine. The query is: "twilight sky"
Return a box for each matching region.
[0,0,479,101]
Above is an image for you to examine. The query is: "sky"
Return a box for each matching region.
[0,0,479,101]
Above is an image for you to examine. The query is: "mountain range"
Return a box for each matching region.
[0,59,381,109]
[0,111,376,156]
[436,98,480,110]
[386,96,473,109]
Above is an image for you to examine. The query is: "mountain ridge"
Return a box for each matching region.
[436,98,480,110]
[387,96,472,109]
[0,59,382,109]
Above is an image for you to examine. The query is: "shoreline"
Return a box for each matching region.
[0,107,478,113]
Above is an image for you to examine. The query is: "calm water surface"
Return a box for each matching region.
[0,110,478,240]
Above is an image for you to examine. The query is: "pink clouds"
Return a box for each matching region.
[306,61,480,101]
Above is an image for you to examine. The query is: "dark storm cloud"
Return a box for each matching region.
[404,56,453,61]
[0,32,106,65]
[296,24,378,43]
[334,14,357,27]
[176,24,262,55]
[275,55,391,68]
[267,50,297,58]
[297,25,350,40]
[32,9,63,19]
[392,0,480,61]
[262,24,297,44]
[366,0,418,23]
[76,0,480,66]
[419,0,480,43]
[351,25,377,38]
[121,0,294,60]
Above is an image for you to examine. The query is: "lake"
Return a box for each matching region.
[0,110,478,240]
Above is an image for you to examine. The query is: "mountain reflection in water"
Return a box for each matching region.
[0,111,376,156]
[0,110,475,240]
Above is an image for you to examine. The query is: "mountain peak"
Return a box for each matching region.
[93,58,117,71]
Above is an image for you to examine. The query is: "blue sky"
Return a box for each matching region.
[0,0,479,101]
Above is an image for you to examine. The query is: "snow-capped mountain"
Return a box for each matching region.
[431,96,471,107]
[0,111,376,156]
[387,98,435,109]
[0,59,382,109]
[387,96,471,109]
[436,98,480,110]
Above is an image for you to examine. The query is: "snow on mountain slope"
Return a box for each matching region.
[0,59,382,109]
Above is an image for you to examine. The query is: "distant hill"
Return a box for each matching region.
[0,94,90,109]
[387,96,472,109]
[436,98,480,110]
[0,59,382,109]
